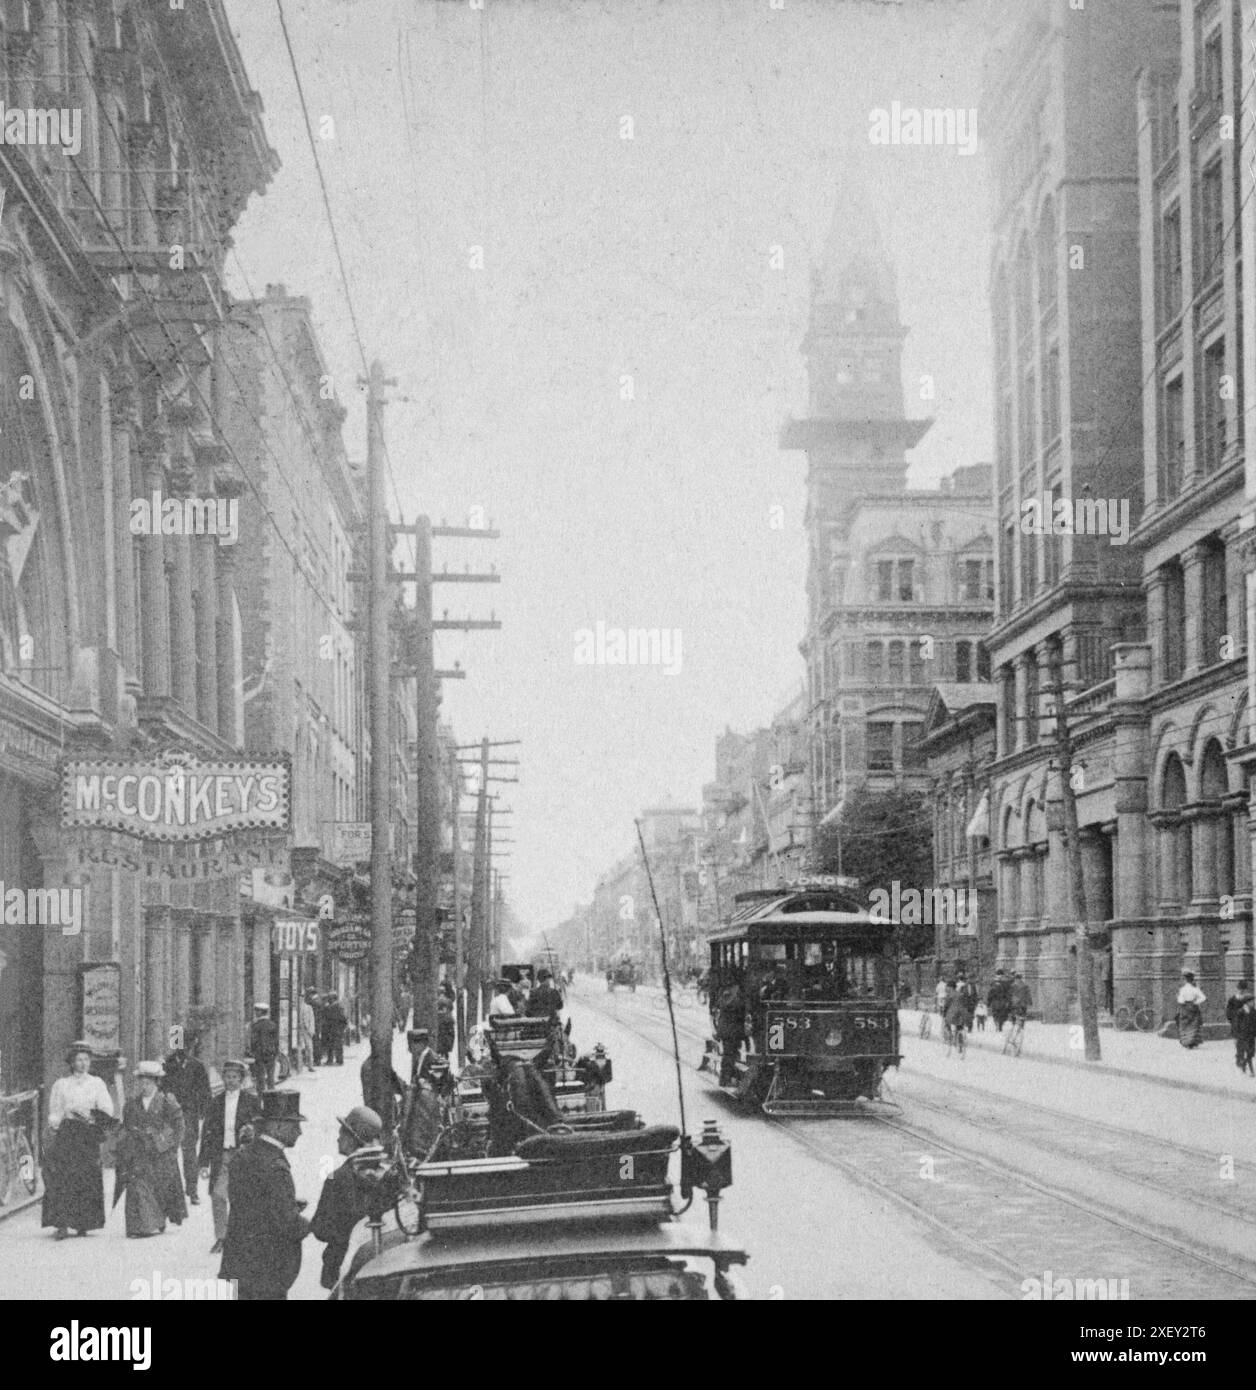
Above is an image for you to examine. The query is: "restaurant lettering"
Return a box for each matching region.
[61,756,289,842]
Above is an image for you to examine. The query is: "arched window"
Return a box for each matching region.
[1200,739,1233,898]
[1161,754,1191,908]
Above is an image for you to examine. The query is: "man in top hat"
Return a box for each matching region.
[247,1003,279,1093]
[219,1091,311,1301]
[311,1106,384,1291]
[199,1058,262,1254]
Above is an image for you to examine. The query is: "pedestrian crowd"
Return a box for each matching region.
[928,968,1033,1039]
[37,986,419,1299]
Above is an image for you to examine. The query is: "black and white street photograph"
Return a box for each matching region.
[0,0,1251,1349]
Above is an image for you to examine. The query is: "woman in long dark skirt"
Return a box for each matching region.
[117,1061,187,1237]
[42,1043,114,1239]
[1177,971,1207,1049]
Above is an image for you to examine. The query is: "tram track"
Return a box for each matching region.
[575,986,1256,1298]
[903,1071,1256,1230]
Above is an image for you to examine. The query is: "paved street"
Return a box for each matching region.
[577,981,1256,1300]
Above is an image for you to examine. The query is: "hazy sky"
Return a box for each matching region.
[224,0,993,931]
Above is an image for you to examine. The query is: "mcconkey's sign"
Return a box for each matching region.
[61,755,290,842]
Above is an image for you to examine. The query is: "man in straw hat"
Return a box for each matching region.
[219,1091,311,1300]
[198,1057,261,1254]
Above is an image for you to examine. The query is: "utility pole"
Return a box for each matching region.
[364,358,397,1129]
[467,738,490,1022]
[449,746,465,1061]
[1049,644,1101,1062]
[411,514,439,1035]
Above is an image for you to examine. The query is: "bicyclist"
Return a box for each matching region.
[1009,973,1032,1022]
[943,988,969,1050]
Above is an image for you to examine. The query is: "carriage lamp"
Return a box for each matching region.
[681,1120,733,1231]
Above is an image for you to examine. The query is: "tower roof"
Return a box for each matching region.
[813,164,898,312]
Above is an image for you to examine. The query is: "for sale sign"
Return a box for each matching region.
[61,753,290,842]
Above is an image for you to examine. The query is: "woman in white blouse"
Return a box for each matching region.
[41,1043,114,1240]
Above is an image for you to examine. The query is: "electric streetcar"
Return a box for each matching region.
[701,879,901,1115]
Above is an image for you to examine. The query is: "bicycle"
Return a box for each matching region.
[918,1010,933,1040]
[1003,1013,1026,1057]
[944,1021,966,1059]
[1113,998,1156,1032]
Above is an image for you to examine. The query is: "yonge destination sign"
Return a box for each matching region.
[61,754,291,842]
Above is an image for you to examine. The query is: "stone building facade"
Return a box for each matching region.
[0,1,278,1095]
[980,0,1239,1025]
[780,190,995,825]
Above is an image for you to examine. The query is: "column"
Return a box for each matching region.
[166,452,197,715]
[144,906,169,1062]
[137,423,171,698]
[1013,652,1031,751]
[108,375,140,679]
[192,440,225,733]
[995,664,1013,758]
[1223,792,1252,993]
[1037,639,1059,742]
[171,907,193,1029]
[1143,570,1169,689]
[1182,546,1208,675]
[214,470,245,745]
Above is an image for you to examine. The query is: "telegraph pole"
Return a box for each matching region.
[1049,644,1101,1062]
[411,514,439,1034]
[364,358,396,1125]
[449,747,466,1060]
[467,738,490,1022]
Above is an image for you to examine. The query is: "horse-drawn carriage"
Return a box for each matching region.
[606,958,638,993]
[338,1111,747,1300]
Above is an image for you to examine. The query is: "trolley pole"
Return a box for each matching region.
[1049,644,1101,1062]
[364,358,397,1129]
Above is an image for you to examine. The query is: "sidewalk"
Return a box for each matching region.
[901,1008,1256,1101]
[0,1030,408,1300]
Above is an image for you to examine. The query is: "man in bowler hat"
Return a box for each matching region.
[219,1091,311,1300]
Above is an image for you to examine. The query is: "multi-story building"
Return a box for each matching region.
[1127,0,1251,1026]
[982,0,1178,1021]
[780,194,995,827]
[0,1,277,1099]
[220,285,363,1063]
[917,685,998,996]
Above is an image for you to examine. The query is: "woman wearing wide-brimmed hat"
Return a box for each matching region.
[41,1043,115,1240]
[116,1061,187,1237]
